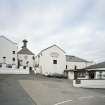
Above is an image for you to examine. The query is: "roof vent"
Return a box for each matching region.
[22,39,28,48]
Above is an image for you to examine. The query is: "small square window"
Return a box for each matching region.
[13,51,15,54]
[23,66,26,69]
[53,60,57,64]
[12,58,15,61]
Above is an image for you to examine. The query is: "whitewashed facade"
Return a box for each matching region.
[73,62,105,88]
[66,62,91,70]
[18,54,35,69]
[0,36,32,74]
[35,45,66,75]
[66,55,92,70]
[0,36,94,76]
[17,40,35,70]
[0,36,18,66]
[86,61,105,80]
[65,55,93,79]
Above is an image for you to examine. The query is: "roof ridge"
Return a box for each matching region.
[0,35,17,45]
[37,44,65,55]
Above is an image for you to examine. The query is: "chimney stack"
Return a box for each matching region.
[22,39,28,48]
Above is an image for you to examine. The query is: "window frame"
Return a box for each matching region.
[12,51,15,54]
[53,60,57,64]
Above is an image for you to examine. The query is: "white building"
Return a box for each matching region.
[85,61,105,79]
[66,55,92,69]
[64,55,93,79]
[0,36,94,76]
[17,40,35,70]
[73,61,105,88]
[0,36,18,66]
[35,45,66,75]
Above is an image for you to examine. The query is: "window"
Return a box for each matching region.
[0,63,2,68]
[23,66,26,69]
[66,65,68,69]
[77,72,86,78]
[7,64,12,68]
[13,51,15,54]
[32,56,35,60]
[12,58,15,61]
[53,60,57,64]
[98,71,102,79]
[74,66,77,70]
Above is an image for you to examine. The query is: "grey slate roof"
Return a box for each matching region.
[86,61,105,69]
[18,47,34,55]
[66,55,89,62]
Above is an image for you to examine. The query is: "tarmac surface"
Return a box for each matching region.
[0,74,105,105]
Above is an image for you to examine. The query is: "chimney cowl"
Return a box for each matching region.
[22,39,28,48]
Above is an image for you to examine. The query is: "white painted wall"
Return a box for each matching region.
[0,36,18,65]
[0,69,29,74]
[73,79,105,88]
[18,54,35,69]
[66,62,93,80]
[35,45,66,75]
[68,71,74,79]
[0,64,29,74]
[66,62,92,70]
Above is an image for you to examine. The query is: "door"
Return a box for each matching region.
[89,71,95,79]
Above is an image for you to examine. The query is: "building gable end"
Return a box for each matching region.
[0,36,17,45]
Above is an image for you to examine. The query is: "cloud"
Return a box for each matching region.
[0,0,105,63]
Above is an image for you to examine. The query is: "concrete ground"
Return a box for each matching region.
[0,74,105,105]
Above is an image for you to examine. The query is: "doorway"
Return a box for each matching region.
[89,71,95,79]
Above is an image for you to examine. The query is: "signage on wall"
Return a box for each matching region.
[24,55,28,60]
[50,52,59,58]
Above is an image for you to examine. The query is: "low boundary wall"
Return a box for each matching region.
[0,64,29,74]
[73,79,105,88]
[0,69,29,74]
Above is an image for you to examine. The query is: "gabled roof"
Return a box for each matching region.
[18,47,34,55]
[85,61,105,69]
[0,35,17,45]
[66,55,89,62]
[38,44,65,55]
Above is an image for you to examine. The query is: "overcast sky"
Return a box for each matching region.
[0,0,105,63]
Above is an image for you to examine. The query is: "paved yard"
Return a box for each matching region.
[0,75,36,105]
[0,75,105,105]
